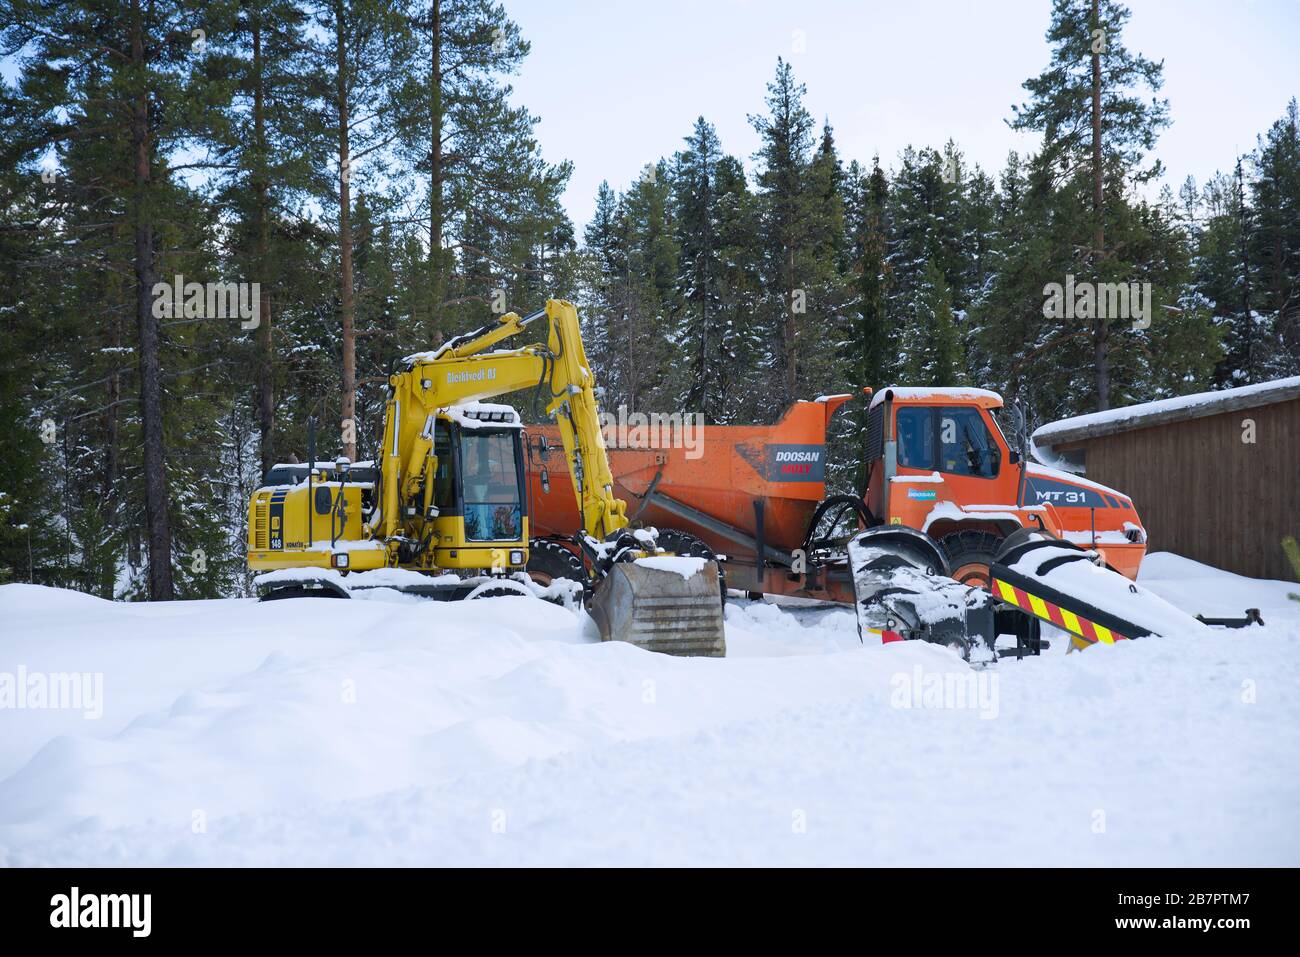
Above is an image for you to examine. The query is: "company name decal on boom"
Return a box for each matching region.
[764,444,824,482]
[447,367,496,384]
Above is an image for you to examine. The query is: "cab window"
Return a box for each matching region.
[896,408,935,470]
[460,431,522,541]
[896,407,999,478]
[432,430,455,510]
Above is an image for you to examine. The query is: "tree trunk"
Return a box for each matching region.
[428,0,444,343]
[102,260,121,598]
[1091,0,1110,412]
[1238,160,1254,382]
[253,13,276,475]
[130,0,173,600]
[784,246,797,404]
[336,3,357,462]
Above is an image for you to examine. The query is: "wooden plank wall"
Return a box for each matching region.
[1077,397,1300,581]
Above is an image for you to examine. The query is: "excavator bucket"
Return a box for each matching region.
[589,559,727,657]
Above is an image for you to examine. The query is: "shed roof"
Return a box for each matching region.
[1033,375,1300,447]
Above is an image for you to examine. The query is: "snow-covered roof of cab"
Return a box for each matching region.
[438,401,524,429]
[1033,375,1300,447]
[869,386,1003,409]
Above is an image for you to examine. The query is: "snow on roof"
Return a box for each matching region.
[1033,375,1300,447]
[869,386,1003,409]
[270,460,375,471]
[438,401,523,429]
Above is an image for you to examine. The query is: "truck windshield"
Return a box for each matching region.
[459,431,522,541]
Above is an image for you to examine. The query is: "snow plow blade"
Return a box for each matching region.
[989,528,1211,650]
[847,526,999,661]
[589,560,726,657]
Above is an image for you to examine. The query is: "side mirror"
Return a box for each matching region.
[1009,450,1021,465]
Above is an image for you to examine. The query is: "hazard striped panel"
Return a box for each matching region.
[993,577,1129,650]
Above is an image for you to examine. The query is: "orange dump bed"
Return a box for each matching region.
[526,397,851,562]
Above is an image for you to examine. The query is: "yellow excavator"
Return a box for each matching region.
[246,299,725,657]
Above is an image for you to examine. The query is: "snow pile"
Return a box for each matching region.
[1007,548,1212,638]
[0,555,1296,866]
[633,555,709,580]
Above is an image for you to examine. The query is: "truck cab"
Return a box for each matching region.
[865,387,1147,584]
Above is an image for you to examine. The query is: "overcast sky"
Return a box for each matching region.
[506,0,1300,230]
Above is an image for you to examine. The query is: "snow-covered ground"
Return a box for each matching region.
[1,552,1296,866]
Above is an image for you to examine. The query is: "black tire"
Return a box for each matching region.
[655,527,727,603]
[258,582,349,601]
[526,538,588,593]
[938,530,1003,589]
[469,585,528,599]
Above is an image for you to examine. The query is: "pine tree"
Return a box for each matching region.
[399,0,572,345]
[840,158,890,490]
[905,260,963,386]
[218,0,320,475]
[311,0,415,460]
[1,0,241,600]
[749,58,818,408]
[1197,164,1259,385]
[1011,0,1169,410]
[673,117,725,418]
[1250,99,1300,374]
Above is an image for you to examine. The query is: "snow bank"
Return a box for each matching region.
[0,559,1296,867]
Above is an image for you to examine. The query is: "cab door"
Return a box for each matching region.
[889,404,1013,523]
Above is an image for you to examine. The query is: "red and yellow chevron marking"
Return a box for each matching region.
[992,578,1129,650]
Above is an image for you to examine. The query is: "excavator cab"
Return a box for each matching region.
[423,406,530,572]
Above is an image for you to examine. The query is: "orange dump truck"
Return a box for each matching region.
[524,387,1148,603]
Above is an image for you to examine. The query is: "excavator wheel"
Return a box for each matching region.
[939,530,1003,589]
[527,538,589,596]
[655,528,727,602]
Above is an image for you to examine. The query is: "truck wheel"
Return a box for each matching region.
[655,528,727,603]
[939,530,1003,589]
[527,539,588,593]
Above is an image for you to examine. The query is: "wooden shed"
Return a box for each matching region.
[1031,376,1300,581]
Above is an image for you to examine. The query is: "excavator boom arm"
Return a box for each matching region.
[376,299,628,545]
